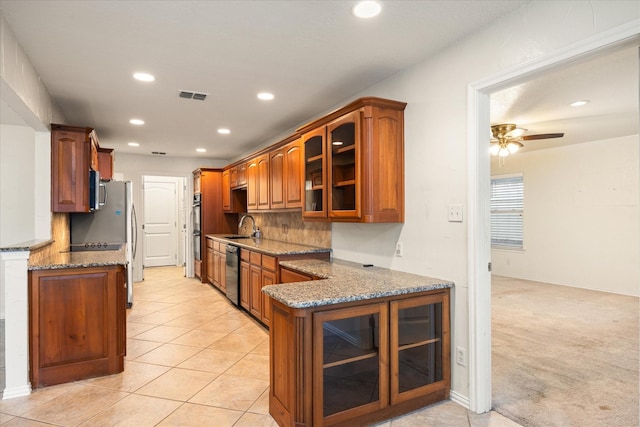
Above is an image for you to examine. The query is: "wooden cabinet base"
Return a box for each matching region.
[29,265,126,388]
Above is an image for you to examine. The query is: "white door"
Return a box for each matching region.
[143,176,179,267]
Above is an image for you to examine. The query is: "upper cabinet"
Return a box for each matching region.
[97,147,114,181]
[51,124,93,213]
[298,97,406,223]
[283,138,303,208]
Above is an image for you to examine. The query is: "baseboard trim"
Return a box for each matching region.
[3,384,32,400]
[450,390,470,409]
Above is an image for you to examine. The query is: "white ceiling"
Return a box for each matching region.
[0,1,637,160]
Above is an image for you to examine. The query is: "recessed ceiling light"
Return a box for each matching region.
[128,142,140,147]
[570,100,589,107]
[129,118,144,125]
[133,72,155,82]
[257,92,274,101]
[352,1,382,18]
[218,128,231,135]
[332,141,344,146]
[196,148,206,153]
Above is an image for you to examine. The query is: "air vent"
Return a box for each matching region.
[179,90,208,101]
[151,151,167,155]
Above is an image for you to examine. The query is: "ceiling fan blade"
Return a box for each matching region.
[521,133,564,140]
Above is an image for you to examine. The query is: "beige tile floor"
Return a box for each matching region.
[0,266,519,427]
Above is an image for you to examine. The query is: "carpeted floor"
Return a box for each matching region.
[492,275,639,427]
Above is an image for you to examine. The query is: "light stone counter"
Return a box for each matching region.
[28,248,127,270]
[209,234,331,257]
[264,258,454,308]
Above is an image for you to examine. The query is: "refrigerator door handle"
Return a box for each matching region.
[132,204,138,259]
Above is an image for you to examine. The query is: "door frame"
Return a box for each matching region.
[466,20,640,413]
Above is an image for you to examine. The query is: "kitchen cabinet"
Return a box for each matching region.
[222,169,232,212]
[269,136,302,210]
[297,97,406,223]
[240,252,251,310]
[269,147,286,209]
[193,168,236,282]
[222,166,247,213]
[280,266,314,283]
[97,147,114,181]
[207,238,226,293]
[269,288,450,427]
[246,159,258,210]
[247,154,270,211]
[230,163,247,188]
[29,265,126,387]
[50,124,94,213]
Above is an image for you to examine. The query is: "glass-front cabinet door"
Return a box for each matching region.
[327,111,360,219]
[390,293,450,405]
[302,127,327,219]
[313,303,388,426]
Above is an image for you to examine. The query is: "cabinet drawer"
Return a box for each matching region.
[206,238,214,249]
[213,241,220,252]
[241,249,250,262]
[250,251,262,265]
[262,255,276,271]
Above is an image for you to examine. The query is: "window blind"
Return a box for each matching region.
[491,174,523,249]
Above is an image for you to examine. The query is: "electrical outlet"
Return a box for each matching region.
[394,242,403,257]
[448,204,463,222]
[456,346,466,367]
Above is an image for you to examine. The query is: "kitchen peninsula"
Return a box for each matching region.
[28,248,128,388]
[263,259,453,427]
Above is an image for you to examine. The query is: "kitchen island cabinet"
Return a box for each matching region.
[28,251,127,388]
[263,259,452,427]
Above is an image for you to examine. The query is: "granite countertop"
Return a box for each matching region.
[264,258,454,309]
[208,234,331,257]
[29,248,128,270]
[0,239,54,252]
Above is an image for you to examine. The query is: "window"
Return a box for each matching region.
[491,174,523,249]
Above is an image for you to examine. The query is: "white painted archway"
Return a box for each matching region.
[466,20,640,413]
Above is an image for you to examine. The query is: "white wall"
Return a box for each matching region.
[491,135,639,296]
[330,1,640,401]
[114,153,226,281]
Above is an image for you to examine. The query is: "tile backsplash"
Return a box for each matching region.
[238,211,331,248]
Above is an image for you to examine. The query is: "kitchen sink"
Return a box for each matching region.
[223,235,251,240]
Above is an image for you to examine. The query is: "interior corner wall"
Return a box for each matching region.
[491,135,640,296]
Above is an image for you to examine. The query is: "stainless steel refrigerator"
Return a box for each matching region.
[70,180,137,307]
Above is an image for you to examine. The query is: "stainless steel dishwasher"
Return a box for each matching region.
[225,244,240,306]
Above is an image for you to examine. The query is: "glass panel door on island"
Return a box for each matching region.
[313,303,388,425]
[390,293,448,405]
[303,127,326,218]
[328,111,360,219]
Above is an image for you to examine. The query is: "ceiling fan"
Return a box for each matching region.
[490,123,564,157]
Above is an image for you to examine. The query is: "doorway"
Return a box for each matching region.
[467,24,640,413]
[142,175,187,269]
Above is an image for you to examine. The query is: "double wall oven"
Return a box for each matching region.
[192,193,202,261]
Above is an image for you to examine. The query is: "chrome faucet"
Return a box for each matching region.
[238,214,257,237]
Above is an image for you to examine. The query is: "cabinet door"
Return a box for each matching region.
[284,139,303,208]
[313,303,389,425]
[206,246,215,284]
[302,127,327,219]
[261,269,276,327]
[236,164,247,187]
[328,111,361,219]
[390,293,450,405]
[51,129,91,212]
[249,264,263,318]
[97,147,114,181]
[270,148,286,210]
[222,169,232,212]
[257,154,270,210]
[246,160,258,210]
[218,247,227,293]
[240,260,250,310]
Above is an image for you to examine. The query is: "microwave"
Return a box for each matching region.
[89,170,102,211]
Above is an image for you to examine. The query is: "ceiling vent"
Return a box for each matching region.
[179,90,208,101]
[151,151,167,155]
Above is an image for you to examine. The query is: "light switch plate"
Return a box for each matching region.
[448,204,463,222]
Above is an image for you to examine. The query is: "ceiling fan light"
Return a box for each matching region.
[509,128,526,138]
[498,148,510,157]
[490,143,500,156]
[507,141,523,153]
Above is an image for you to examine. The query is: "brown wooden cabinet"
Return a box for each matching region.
[246,160,258,211]
[206,237,215,284]
[207,238,227,293]
[97,147,114,181]
[257,154,270,210]
[240,252,251,310]
[29,265,126,388]
[50,124,93,213]
[269,288,450,427]
[284,138,303,208]
[298,97,406,223]
[270,147,286,210]
[193,168,235,282]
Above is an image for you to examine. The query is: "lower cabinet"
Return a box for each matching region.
[207,238,227,293]
[29,265,127,388]
[269,288,450,427]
